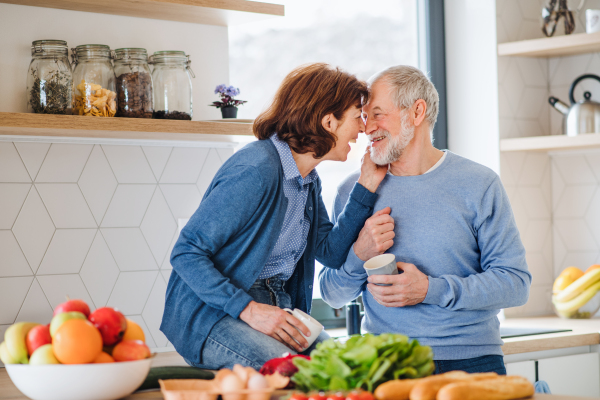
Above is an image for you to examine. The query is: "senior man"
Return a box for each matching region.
[319,65,531,375]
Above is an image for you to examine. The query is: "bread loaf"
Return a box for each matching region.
[436,375,534,400]
[408,372,498,400]
[374,371,468,400]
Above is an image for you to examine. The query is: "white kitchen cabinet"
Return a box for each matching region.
[538,352,600,397]
[505,360,536,383]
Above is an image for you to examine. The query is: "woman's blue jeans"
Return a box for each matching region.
[185,278,329,370]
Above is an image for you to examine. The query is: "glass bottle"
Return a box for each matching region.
[149,51,194,120]
[71,44,116,117]
[114,48,153,118]
[26,40,73,114]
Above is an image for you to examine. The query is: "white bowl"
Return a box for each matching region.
[6,358,153,400]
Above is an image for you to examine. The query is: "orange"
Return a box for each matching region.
[93,351,115,363]
[585,264,600,274]
[122,319,145,342]
[53,319,102,364]
[553,266,584,294]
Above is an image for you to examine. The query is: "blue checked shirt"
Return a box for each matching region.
[258,134,318,281]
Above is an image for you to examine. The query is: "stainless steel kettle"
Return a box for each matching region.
[549,74,600,137]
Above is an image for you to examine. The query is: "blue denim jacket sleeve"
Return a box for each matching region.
[314,181,378,268]
[170,164,261,319]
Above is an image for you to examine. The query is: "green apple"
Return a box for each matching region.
[50,311,87,337]
[29,344,60,365]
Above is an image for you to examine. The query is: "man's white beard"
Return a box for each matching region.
[369,112,415,166]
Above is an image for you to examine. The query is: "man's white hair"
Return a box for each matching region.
[368,65,439,131]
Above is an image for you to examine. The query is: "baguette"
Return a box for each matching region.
[409,372,498,400]
[374,371,469,400]
[436,375,534,400]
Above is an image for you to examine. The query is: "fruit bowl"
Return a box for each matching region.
[5,357,153,400]
[552,290,600,319]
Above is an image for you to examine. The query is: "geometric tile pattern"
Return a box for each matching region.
[0,141,230,351]
[500,151,554,317]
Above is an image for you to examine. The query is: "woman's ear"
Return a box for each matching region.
[322,113,338,133]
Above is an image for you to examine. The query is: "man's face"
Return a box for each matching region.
[363,80,415,165]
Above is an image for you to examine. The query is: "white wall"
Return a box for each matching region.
[444,0,500,174]
[0,3,230,120]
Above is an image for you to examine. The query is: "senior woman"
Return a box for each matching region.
[160,63,394,370]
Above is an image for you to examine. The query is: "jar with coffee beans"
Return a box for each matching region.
[114,48,153,118]
[149,51,194,120]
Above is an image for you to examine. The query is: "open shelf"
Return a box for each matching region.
[0,112,253,142]
[0,0,284,26]
[498,31,600,58]
[500,133,600,152]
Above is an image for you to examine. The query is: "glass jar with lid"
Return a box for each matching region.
[71,44,116,117]
[149,51,194,120]
[114,48,153,118]
[26,40,73,114]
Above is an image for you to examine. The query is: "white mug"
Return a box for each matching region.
[283,308,324,348]
[587,9,600,33]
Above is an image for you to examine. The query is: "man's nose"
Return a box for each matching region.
[365,116,377,135]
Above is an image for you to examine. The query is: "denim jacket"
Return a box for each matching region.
[160,139,377,364]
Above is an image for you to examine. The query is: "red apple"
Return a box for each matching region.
[53,299,91,318]
[88,307,127,346]
[26,325,52,356]
[112,340,151,362]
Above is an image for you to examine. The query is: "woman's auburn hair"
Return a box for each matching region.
[253,63,369,159]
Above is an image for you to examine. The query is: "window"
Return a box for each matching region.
[229,0,420,299]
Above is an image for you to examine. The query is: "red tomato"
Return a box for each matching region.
[358,392,375,400]
[345,392,360,400]
[308,393,326,400]
[290,393,309,400]
[326,392,345,400]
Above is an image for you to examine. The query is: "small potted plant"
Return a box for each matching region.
[210,84,247,119]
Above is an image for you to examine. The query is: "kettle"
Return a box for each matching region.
[549,74,600,137]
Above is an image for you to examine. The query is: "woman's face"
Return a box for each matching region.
[323,106,365,162]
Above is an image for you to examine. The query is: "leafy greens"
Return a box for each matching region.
[291,333,434,392]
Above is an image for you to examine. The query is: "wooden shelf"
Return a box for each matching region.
[0,112,254,142]
[500,133,600,152]
[0,0,284,26]
[498,31,600,58]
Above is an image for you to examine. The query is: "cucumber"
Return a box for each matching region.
[136,366,215,391]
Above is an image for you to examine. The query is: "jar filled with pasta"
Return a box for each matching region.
[71,44,116,117]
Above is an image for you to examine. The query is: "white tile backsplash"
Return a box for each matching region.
[0,141,228,351]
[78,145,118,225]
[102,145,156,184]
[14,142,50,181]
[35,144,93,183]
[0,143,32,182]
[36,184,97,228]
[101,185,156,227]
[0,184,31,229]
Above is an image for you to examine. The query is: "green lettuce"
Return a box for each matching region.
[291,333,434,392]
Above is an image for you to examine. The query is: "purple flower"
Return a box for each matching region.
[214,84,227,94]
[225,86,240,97]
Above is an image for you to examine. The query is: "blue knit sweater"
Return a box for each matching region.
[319,151,531,360]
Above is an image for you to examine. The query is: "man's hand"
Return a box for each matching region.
[239,301,310,352]
[367,262,429,307]
[354,207,395,261]
[357,147,388,193]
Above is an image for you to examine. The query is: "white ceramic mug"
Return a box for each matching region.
[283,308,324,348]
[587,9,600,33]
[364,253,398,286]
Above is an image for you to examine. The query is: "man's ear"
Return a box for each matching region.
[412,99,427,127]
[322,113,338,133]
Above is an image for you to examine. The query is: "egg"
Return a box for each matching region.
[247,374,269,390]
[220,373,245,393]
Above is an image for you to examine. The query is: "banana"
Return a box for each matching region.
[555,268,600,302]
[4,322,40,364]
[0,341,19,364]
[553,280,600,318]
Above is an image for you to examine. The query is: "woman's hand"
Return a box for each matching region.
[357,147,388,193]
[239,301,311,352]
